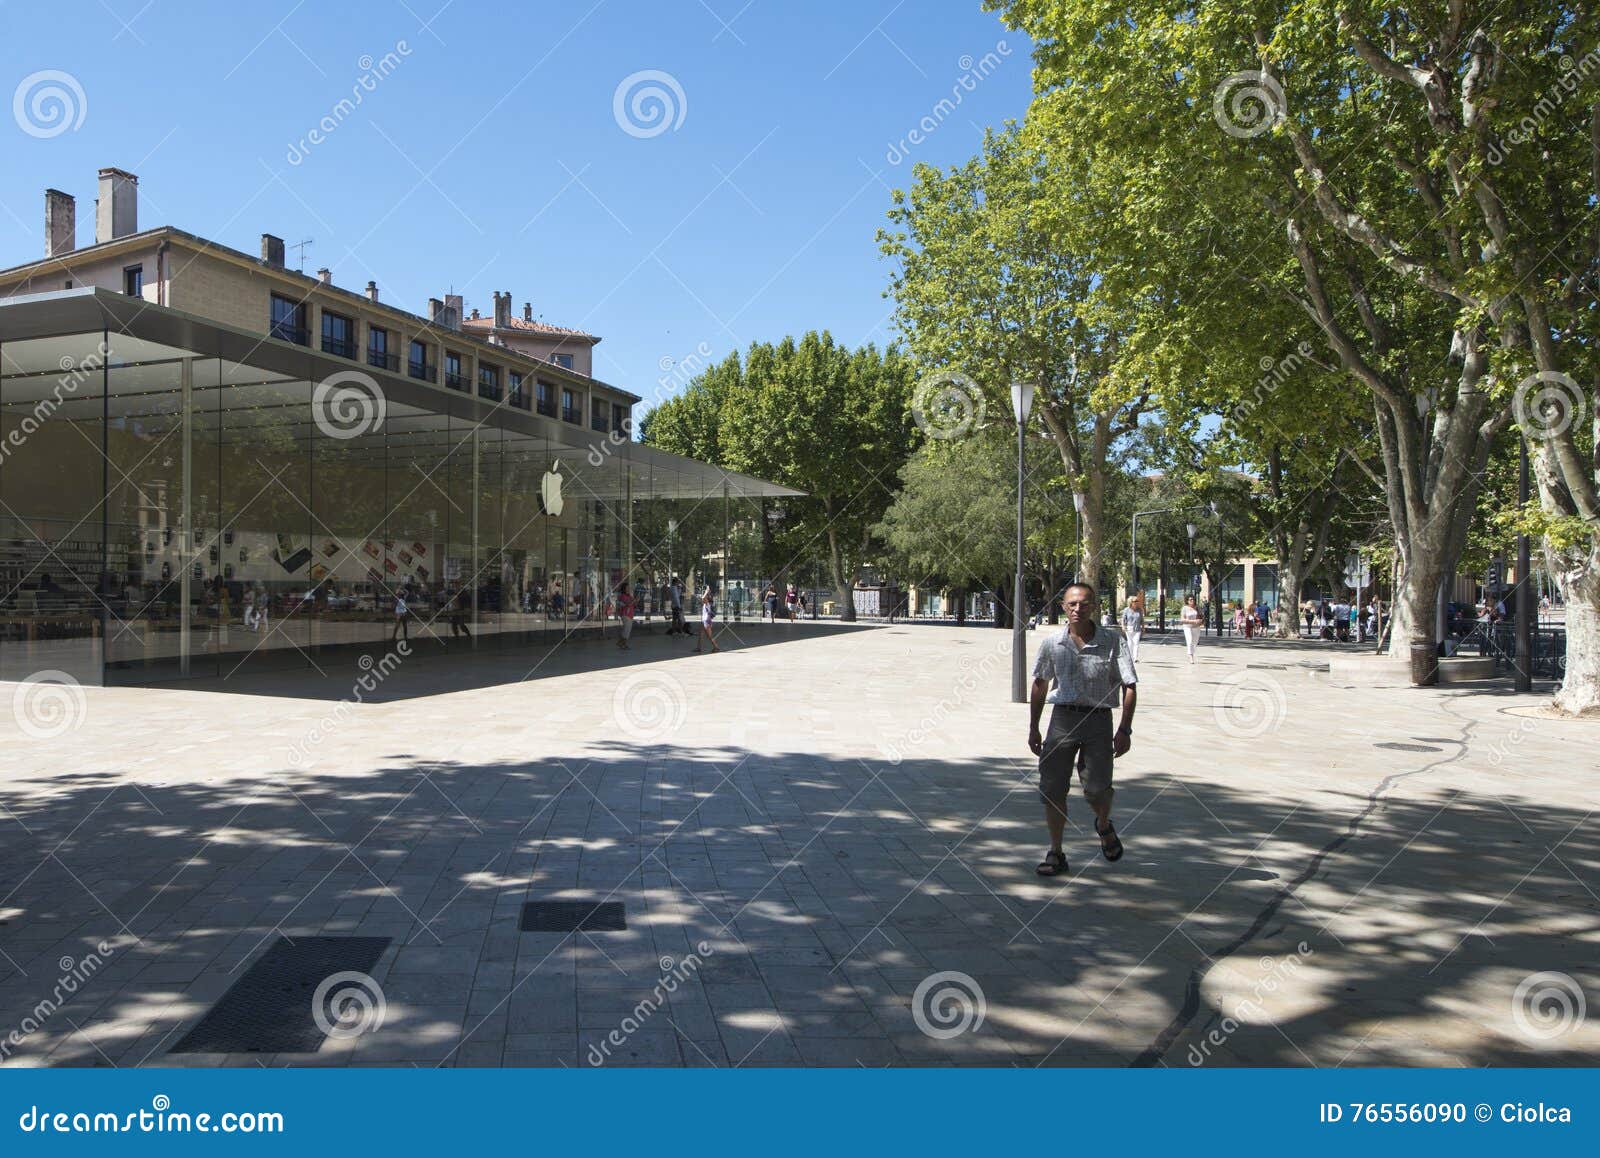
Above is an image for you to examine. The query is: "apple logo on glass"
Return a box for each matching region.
[540,459,565,517]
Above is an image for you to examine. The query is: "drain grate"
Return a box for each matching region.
[1246,663,1289,670]
[1374,741,1442,753]
[170,936,390,1054]
[520,901,626,932]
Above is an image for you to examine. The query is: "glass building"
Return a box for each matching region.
[0,288,797,686]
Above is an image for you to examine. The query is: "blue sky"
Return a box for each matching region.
[2,0,1034,408]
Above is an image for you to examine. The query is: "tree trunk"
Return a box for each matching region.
[1548,550,1600,715]
[1387,552,1443,655]
[826,524,855,622]
[1274,562,1303,638]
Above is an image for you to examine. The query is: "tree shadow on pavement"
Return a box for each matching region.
[0,742,1593,1068]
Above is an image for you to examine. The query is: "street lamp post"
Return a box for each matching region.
[1185,521,1198,601]
[1072,492,1085,583]
[1515,436,1532,692]
[1011,380,1035,704]
[1214,505,1226,636]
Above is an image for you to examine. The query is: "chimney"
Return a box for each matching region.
[45,189,76,257]
[94,167,138,243]
[316,267,332,285]
[261,234,285,267]
[428,296,444,323]
[469,307,481,320]
[523,302,532,322]
[365,280,379,302]
[493,291,511,328]
[443,293,463,330]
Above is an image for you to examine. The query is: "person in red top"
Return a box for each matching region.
[615,581,636,650]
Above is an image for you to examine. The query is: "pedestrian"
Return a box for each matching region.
[667,575,687,636]
[1180,593,1202,663]
[762,584,778,623]
[1027,582,1137,876]
[449,584,471,640]
[1120,591,1145,663]
[692,588,721,653]
[392,584,410,643]
[1234,601,1249,638]
[785,583,799,621]
[615,580,636,650]
[1302,600,1314,637]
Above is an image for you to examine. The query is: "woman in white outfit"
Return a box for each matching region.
[1180,593,1203,663]
[1120,592,1145,663]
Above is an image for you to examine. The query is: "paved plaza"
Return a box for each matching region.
[1,621,1595,1067]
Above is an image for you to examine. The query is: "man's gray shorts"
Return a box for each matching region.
[1039,705,1114,810]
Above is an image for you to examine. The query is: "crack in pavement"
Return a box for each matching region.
[1129,692,1480,1068]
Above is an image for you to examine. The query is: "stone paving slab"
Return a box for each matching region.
[1,622,1596,1068]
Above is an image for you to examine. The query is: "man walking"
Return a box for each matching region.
[1027,583,1137,876]
[667,575,687,636]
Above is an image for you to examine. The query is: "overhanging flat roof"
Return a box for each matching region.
[0,287,803,501]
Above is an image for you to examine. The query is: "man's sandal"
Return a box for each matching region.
[1095,821,1124,862]
[1036,849,1068,876]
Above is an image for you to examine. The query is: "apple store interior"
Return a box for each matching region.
[0,289,798,686]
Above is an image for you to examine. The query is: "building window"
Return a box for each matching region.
[321,310,356,358]
[561,387,579,424]
[367,326,397,372]
[408,338,433,381]
[508,371,526,409]
[536,379,556,417]
[478,362,502,401]
[550,352,574,369]
[270,294,307,345]
[611,403,629,437]
[123,265,143,297]
[590,397,608,433]
[445,351,466,390]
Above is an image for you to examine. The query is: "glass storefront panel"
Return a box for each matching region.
[217,366,313,679]
[104,350,219,677]
[0,332,107,684]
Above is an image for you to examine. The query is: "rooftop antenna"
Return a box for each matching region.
[290,238,314,272]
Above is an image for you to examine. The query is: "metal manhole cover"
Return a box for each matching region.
[170,936,390,1054]
[520,901,626,932]
[1374,742,1442,752]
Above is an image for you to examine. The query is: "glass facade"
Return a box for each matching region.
[0,304,792,687]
